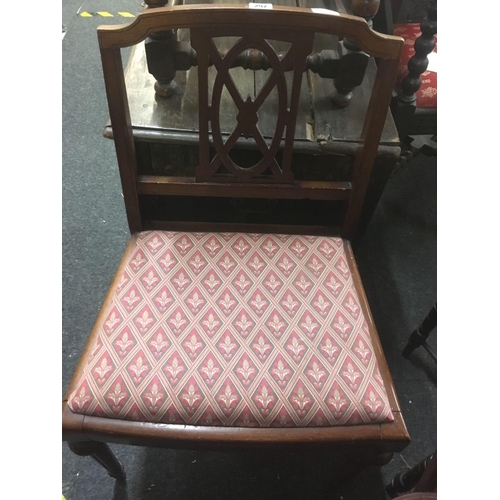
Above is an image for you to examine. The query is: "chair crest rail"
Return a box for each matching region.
[97,4,403,59]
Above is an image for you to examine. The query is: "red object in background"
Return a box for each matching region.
[394,23,437,109]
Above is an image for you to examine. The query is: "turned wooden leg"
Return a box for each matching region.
[392,1,437,139]
[145,30,178,97]
[398,1,437,106]
[332,42,369,108]
[413,451,437,492]
[68,441,126,480]
[386,451,436,498]
[332,0,380,108]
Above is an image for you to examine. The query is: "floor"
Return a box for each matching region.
[62,2,437,498]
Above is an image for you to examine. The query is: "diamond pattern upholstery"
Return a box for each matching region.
[68,231,394,428]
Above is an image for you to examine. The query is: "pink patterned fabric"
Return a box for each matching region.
[68,231,394,427]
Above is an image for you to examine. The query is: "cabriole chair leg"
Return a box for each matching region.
[68,441,126,480]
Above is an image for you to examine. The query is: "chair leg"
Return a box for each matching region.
[402,304,437,360]
[68,441,126,480]
[386,451,435,498]
[413,451,437,492]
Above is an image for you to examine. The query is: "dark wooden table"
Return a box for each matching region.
[104,0,401,237]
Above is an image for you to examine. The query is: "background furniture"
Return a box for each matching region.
[379,0,437,157]
[62,4,409,485]
[403,303,436,361]
[144,0,384,108]
[387,451,437,497]
[392,1,436,152]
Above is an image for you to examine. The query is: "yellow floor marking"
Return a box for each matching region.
[97,11,114,17]
[118,12,136,17]
[79,12,93,17]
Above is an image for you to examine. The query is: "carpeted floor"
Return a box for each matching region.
[62,3,436,498]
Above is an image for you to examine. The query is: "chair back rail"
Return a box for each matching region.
[98,5,403,239]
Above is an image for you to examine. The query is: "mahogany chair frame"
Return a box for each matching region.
[62,4,409,482]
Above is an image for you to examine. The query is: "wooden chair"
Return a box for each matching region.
[373,0,437,163]
[62,4,409,483]
[384,0,437,154]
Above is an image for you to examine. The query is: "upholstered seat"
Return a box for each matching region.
[394,23,437,109]
[68,231,394,428]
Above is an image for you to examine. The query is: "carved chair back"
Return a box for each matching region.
[98,5,403,239]
[192,26,312,185]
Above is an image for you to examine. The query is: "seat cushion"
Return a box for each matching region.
[68,231,394,428]
[394,23,437,109]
